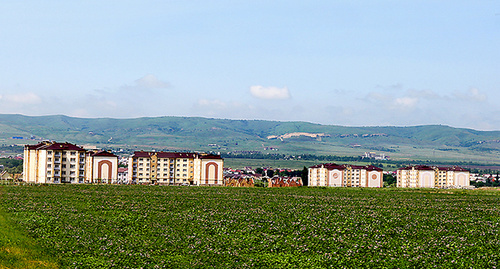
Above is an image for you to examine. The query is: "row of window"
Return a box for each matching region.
[47,151,84,157]
[137,158,190,162]
[47,171,84,176]
[47,157,85,163]
[136,173,190,178]
[47,164,84,169]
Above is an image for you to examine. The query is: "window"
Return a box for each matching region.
[62,164,66,168]
[47,164,52,168]
[70,152,76,156]
[48,157,52,161]
[47,151,52,155]
[70,164,75,168]
[70,158,76,162]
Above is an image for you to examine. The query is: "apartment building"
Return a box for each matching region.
[308,163,383,187]
[23,141,118,184]
[397,165,470,188]
[128,151,223,185]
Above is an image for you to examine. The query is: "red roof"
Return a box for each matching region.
[310,163,383,171]
[131,151,221,159]
[91,151,118,157]
[25,142,85,151]
[199,154,223,160]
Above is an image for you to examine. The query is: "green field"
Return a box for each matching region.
[1,185,500,268]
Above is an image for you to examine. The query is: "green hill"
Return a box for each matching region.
[1,114,500,164]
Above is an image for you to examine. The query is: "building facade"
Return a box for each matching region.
[23,141,118,184]
[397,165,470,188]
[308,163,383,187]
[128,151,223,185]
[85,151,119,184]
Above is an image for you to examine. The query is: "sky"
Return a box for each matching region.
[1,1,499,130]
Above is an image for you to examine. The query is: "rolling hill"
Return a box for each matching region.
[1,114,500,164]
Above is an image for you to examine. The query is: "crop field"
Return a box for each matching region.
[1,185,500,268]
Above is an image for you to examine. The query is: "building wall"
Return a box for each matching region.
[129,153,223,185]
[308,165,382,187]
[199,159,224,185]
[397,167,470,188]
[92,156,118,184]
[367,171,383,188]
[328,169,342,187]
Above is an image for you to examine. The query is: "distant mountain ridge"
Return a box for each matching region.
[1,114,500,163]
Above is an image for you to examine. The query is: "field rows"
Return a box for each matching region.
[1,186,500,268]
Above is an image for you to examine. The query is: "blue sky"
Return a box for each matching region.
[1,1,499,130]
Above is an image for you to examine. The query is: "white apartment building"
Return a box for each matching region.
[308,163,383,187]
[128,151,223,185]
[23,141,118,184]
[397,165,470,188]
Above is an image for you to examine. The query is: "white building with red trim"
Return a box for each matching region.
[397,165,470,188]
[308,163,383,187]
[128,151,223,186]
[23,141,118,184]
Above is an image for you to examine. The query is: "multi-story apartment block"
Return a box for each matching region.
[23,141,118,184]
[308,163,383,187]
[128,151,223,185]
[397,165,470,188]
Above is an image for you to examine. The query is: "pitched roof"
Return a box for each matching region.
[310,163,383,171]
[26,142,85,151]
[91,151,118,157]
[131,151,221,159]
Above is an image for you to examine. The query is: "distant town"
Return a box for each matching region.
[1,140,484,190]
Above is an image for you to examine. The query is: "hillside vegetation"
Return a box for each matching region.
[1,114,500,164]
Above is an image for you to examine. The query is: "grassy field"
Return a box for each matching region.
[1,185,500,268]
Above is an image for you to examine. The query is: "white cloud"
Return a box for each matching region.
[250,85,291,100]
[453,88,486,102]
[119,74,171,92]
[394,97,418,108]
[135,74,170,89]
[0,92,42,104]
